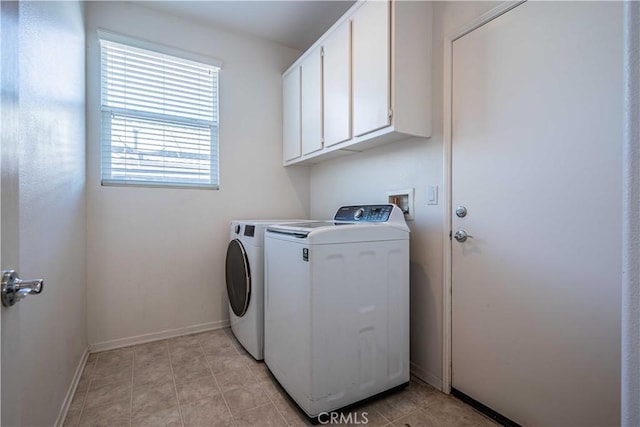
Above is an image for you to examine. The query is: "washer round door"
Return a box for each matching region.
[225,239,251,317]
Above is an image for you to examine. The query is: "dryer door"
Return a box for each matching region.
[225,239,251,317]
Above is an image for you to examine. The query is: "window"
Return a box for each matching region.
[99,32,220,189]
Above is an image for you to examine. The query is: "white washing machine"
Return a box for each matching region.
[225,220,307,360]
[264,205,410,418]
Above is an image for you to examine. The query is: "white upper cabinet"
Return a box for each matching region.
[323,19,351,147]
[282,66,301,162]
[282,0,432,165]
[301,46,323,155]
[352,0,390,137]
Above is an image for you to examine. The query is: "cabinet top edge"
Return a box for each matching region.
[282,0,367,77]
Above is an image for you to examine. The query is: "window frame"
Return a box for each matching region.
[98,30,223,190]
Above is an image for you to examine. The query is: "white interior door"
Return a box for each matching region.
[1,1,22,425]
[451,2,622,426]
[1,2,85,424]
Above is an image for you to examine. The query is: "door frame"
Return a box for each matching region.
[622,1,640,424]
[441,1,638,406]
[441,0,527,394]
[0,5,3,420]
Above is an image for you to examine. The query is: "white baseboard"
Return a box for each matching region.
[410,361,443,391]
[55,347,89,427]
[89,319,230,353]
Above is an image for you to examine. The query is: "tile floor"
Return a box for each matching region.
[64,329,497,427]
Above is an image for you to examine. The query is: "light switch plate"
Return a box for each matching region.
[427,185,438,205]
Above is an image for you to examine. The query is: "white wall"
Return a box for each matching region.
[310,1,510,388]
[85,2,309,348]
[17,1,86,424]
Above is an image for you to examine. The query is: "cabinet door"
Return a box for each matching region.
[352,0,390,137]
[301,46,323,155]
[283,67,301,162]
[323,19,351,147]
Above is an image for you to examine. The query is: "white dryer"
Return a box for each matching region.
[225,220,306,360]
[264,205,410,418]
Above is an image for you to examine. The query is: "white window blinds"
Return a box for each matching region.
[100,35,220,189]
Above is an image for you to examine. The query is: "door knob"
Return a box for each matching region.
[454,230,473,243]
[1,270,43,307]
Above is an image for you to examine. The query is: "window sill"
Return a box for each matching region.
[101,180,219,190]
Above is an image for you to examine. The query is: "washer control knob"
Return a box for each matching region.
[354,208,365,220]
[235,225,241,234]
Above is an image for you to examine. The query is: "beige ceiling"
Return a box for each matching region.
[137,1,356,51]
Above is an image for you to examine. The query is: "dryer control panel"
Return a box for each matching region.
[334,205,394,222]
